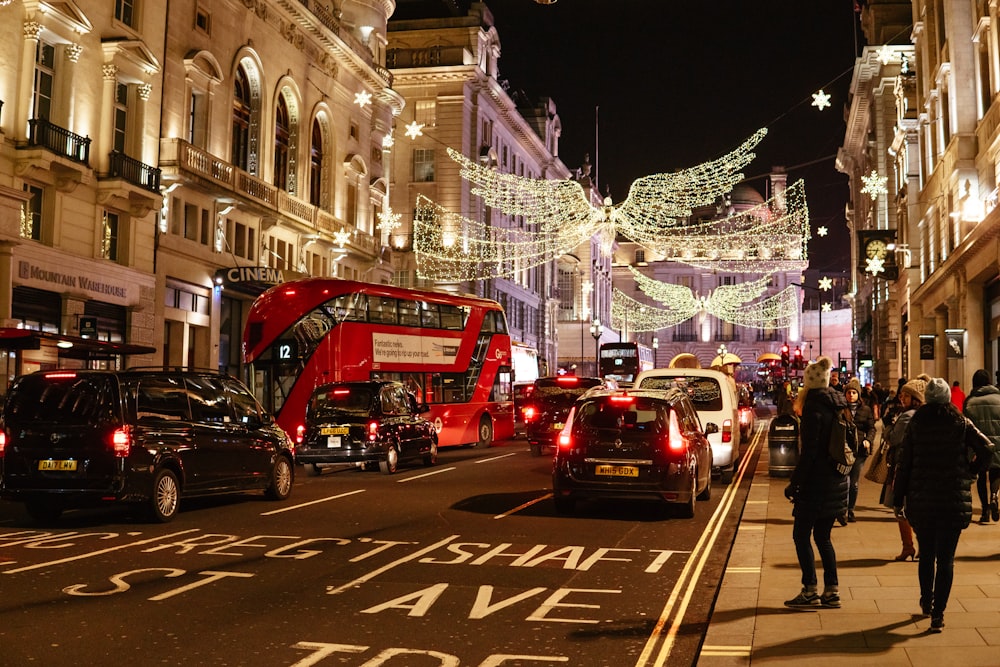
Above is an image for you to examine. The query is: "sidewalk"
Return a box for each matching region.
[699,412,1000,666]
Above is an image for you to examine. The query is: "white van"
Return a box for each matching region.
[633,368,742,482]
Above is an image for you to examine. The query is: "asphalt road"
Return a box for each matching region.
[0,423,766,667]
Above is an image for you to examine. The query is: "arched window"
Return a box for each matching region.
[232,65,252,171]
[274,95,290,190]
[309,118,323,206]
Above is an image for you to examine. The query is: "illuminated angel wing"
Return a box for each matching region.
[610,128,768,244]
[612,288,699,331]
[705,286,799,328]
[629,266,701,314]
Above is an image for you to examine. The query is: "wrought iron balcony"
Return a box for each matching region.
[28,118,91,165]
[108,150,161,193]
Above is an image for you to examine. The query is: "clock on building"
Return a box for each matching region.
[864,237,887,259]
[857,229,899,279]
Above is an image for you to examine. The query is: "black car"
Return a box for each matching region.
[551,388,715,517]
[297,381,438,475]
[0,369,295,523]
[524,376,607,456]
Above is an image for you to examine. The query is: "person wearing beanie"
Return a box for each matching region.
[893,377,994,631]
[963,369,1000,524]
[951,380,966,411]
[783,356,850,609]
[881,376,926,563]
[844,377,876,522]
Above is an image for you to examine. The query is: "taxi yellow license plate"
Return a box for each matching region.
[38,460,77,471]
[595,464,638,477]
[551,423,564,431]
[320,427,349,436]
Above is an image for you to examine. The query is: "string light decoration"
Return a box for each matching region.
[817,226,828,236]
[877,44,895,65]
[376,206,402,233]
[404,121,424,139]
[865,255,885,275]
[382,134,394,149]
[818,276,833,291]
[822,303,832,312]
[811,90,832,110]
[333,228,352,248]
[861,170,888,199]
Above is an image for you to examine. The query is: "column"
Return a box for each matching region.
[935,310,949,379]
[98,64,118,174]
[17,22,41,140]
[62,43,82,130]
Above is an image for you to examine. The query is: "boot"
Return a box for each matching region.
[894,519,916,561]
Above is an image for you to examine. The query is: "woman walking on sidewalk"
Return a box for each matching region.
[962,369,1000,524]
[844,378,876,523]
[892,378,994,632]
[882,377,925,561]
[783,356,850,609]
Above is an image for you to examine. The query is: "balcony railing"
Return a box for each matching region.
[108,150,161,192]
[28,118,91,165]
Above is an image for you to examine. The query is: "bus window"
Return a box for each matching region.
[439,304,463,330]
[369,296,397,325]
[420,302,441,328]
[493,366,513,402]
[441,373,466,403]
[332,293,366,321]
[398,299,420,327]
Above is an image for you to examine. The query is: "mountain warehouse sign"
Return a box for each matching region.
[18,261,127,299]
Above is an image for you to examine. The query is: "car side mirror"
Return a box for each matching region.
[704,422,720,435]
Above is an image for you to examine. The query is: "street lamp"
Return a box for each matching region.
[790,282,822,357]
[590,318,603,375]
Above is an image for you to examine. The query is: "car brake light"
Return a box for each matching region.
[0,430,6,458]
[555,376,579,385]
[557,407,575,448]
[44,371,77,379]
[333,388,350,396]
[609,395,634,403]
[522,405,537,422]
[667,411,687,454]
[367,420,379,441]
[295,424,305,444]
[110,426,131,457]
[722,419,733,443]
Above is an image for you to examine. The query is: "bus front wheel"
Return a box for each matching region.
[475,415,493,448]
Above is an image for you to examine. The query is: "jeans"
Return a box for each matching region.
[792,512,838,588]
[848,454,867,511]
[912,520,963,615]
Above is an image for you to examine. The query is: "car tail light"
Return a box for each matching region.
[722,419,733,443]
[295,424,305,444]
[555,376,579,385]
[522,405,537,422]
[557,407,576,449]
[367,420,379,442]
[666,411,687,454]
[44,371,77,380]
[110,426,131,457]
[609,395,634,404]
[333,388,350,396]
[0,429,6,458]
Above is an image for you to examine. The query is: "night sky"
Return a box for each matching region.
[479,0,867,275]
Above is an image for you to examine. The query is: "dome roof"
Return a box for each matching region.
[730,184,765,206]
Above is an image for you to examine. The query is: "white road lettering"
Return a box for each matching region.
[469,585,548,619]
[22,532,120,549]
[2,529,200,574]
[63,567,185,596]
[326,535,460,595]
[289,643,567,667]
[419,542,491,565]
[469,543,549,566]
[524,588,621,624]
[644,550,686,574]
[479,656,568,666]
[361,582,448,616]
[265,538,352,559]
[147,570,254,601]
[142,533,241,554]
[349,539,418,562]
[291,641,368,667]
[359,648,459,666]
[200,535,310,557]
[577,548,641,571]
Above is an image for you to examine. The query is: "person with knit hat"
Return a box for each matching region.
[892,377,994,631]
[782,356,850,609]
[881,376,926,562]
[844,377,876,522]
[962,369,1000,523]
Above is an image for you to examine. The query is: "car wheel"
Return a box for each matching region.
[379,445,399,474]
[266,456,294,500]
[25,499,63,524]
[423,442,438,466]
[475,415,493,448]
[149,468,180,523]
[307,463,323,476]
[676,478,696,519]
[554,496,575,514]
[697,471,712,501]
[529,443,542,457]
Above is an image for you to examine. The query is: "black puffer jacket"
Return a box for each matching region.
[963,384,1000,471]
[789,387,850,518]
[892,403,994,530]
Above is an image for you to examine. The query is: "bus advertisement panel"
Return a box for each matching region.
[243,278,514,448]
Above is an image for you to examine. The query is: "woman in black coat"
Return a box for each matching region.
[844,378,877,522]
[783,356,850,609]
[893,378,994,632]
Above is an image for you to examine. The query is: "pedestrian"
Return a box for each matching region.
[950,380,966,411]
[829,368,843,393]
[882,377,908,427]
[892,377,994,631]
[882,377,926,562]
[844,378,876,523]
[783,356,850,609]
[962,369,1000,524]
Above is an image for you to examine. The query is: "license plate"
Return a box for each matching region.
[326,436,342,448]
[320,426,349,436]
[551,423,564,431]
[595,464,638,477]
[38,460,77,471]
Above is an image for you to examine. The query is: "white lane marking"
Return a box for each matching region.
[326,534,460,595]
[261,489,366,515]
[397,467,457,483]
[2,529,201,574]
[475,452,518,464]
[493,493,553,520]
[636,420,765,667]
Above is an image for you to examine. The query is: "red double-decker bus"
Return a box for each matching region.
[242,278,515,448]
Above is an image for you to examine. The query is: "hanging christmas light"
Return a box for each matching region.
[861,170,888,198]
[811,90,832,111]
[354,91,372,108]
[818,276,833,291]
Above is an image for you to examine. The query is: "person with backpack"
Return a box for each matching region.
[783,356,850,609]
[962,369,1000,524]
[892,377,994,632]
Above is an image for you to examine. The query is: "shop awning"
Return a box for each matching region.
[0,328,157,360]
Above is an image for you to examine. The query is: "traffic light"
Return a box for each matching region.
[793,347,803,369]
[780,344,790,366]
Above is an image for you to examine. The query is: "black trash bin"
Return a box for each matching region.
[768,413,800,477]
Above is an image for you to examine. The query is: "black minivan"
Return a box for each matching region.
[0,369,295,523]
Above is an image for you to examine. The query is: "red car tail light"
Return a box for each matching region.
[110,426,131,457]
[555,376,579,385]
[722,419,733,443]
[295,424,305,444]
[609,395,634,404]
[557,408,576,448]
[522,405,537,422]
[367,420,379,442]
[0,430,6,458]
[666,411,687,454]
[43,371,77,380]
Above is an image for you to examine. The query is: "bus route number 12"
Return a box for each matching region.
[275,340,298,362]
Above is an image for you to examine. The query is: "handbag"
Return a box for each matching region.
[864,434,890,484]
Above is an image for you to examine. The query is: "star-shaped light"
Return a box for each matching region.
[865,255,886,275]
[811,89,832,111]
[877,44,894,65]
[382,134,394,149]
[861,170,888,199]
[816,226,828,237]
[818,276,833,291]
[376,206,402,232]
[821,303,832,312]
[354,91,372,108]
[333,228,352,248]
[404,120,424,139]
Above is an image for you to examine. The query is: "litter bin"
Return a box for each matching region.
[768,413,800,477]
